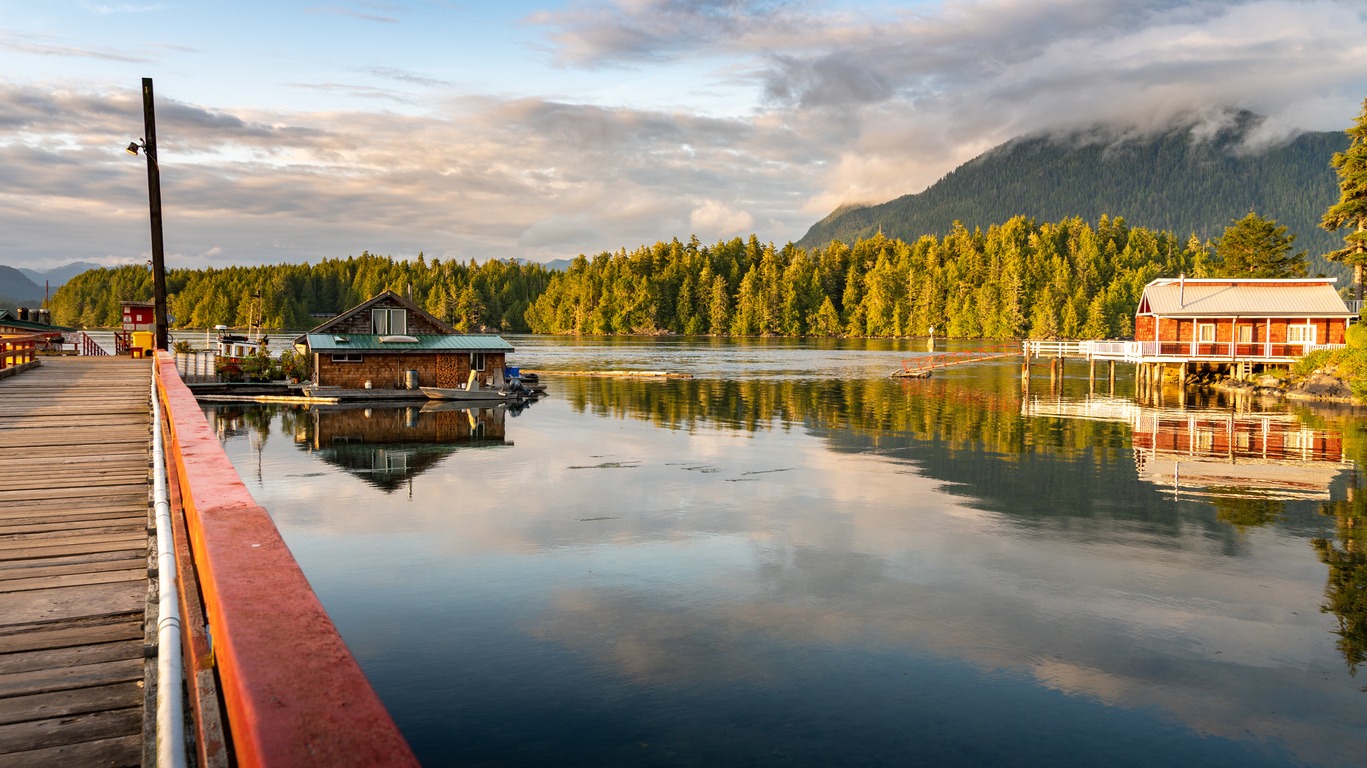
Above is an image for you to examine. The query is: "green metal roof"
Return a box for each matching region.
[0,317,74,333]
[305,333,514,353]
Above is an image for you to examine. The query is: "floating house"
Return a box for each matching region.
[1023,276,1357,385]
[0,307,69,349]
[294,291,513,395]
[1134,277,1354,361]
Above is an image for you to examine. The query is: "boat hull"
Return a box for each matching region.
[419,386,510,401]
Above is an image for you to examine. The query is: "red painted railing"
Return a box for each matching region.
[73,331,110,356]
[154,353,418,767]
[0,334,38,369]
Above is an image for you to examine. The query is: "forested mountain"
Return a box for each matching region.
[798,113,1348,275]
[19,261,103,289]
[0,266,42,313]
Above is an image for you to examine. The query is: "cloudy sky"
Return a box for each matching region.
[2,0,1366,271]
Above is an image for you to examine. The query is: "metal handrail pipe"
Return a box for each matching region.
[151,368,188,767]
[154,353,418,766]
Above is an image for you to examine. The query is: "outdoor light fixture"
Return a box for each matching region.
[126,141,142,156]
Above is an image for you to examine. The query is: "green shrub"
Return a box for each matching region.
[1349,322,1367,350]
[277,349,314,382]
[1293,350,1332,376]
[1331,347,1367,380]
[238,352,273,382]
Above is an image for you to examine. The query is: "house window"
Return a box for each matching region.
[1192,428,1214,453]
[470,352,486,372]
[1287,324,1316,345]
[1237,325,1253,343]
[371,308,407,335]
[1197,323,1215,343]
[332,353,363,363]
[1284,430,1312,450]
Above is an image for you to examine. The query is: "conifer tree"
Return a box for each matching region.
[1213,212,1307,278]
[1322,97,1367,303]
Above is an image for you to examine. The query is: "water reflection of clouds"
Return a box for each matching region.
[520,441,1358,765]
[531,534,1359,765]
[216,395,1365,767]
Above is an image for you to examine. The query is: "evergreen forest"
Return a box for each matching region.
[50,252,553,334]
[51,215,1226,340]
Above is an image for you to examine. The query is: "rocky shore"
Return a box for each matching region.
[1215,371,1358,404]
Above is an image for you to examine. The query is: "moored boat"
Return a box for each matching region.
[421,370,538,401]
[419,385,512,401]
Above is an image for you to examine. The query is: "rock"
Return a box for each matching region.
[1290,372,1352,399]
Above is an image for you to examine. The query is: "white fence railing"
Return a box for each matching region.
[1024,339,1344,362]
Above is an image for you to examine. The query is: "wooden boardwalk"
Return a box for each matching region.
[0,357,152,768]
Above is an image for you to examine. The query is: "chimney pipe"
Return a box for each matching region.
[1179,273,1185,308]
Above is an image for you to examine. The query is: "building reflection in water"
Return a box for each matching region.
[1021,394,1353,501]
[297,401,513,493]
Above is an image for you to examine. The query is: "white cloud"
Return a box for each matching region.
[2,0,1367,270]
[689,199,754,239]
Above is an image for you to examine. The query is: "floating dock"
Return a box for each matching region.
[0,357,152,767]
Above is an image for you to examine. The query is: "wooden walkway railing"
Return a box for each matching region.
[0,335,38,370]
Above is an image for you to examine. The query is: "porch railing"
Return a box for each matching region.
[1024,339,1346,362]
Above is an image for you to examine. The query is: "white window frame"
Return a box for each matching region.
[470,352,486,372]
[1236,324,1253,343]
[1197,323,1216,343]
[332,352,363,363]
[1286,324,1316,345]
[371,308,407,335]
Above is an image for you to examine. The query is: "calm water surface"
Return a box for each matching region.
[210,337,1367,767]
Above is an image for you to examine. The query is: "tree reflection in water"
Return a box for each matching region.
[1315,473,1367,676]
[559,376,1367,673]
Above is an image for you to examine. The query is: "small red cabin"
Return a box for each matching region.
[121,301,155,332]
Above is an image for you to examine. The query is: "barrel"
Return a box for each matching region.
[404,369,420,389]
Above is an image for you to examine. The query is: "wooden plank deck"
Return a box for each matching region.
[0,357,151,768]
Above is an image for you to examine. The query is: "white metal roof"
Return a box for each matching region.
[1137,278,1354,318]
